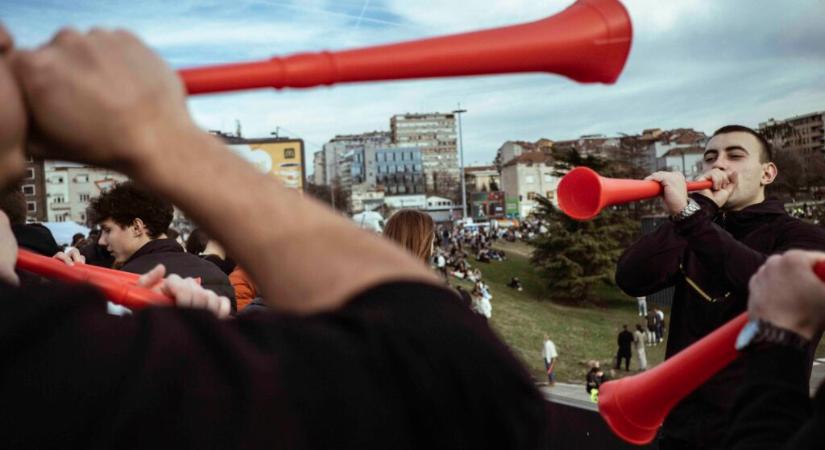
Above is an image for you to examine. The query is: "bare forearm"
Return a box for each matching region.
[133,126,438,313]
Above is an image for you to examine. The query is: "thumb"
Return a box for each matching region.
[137,264,166,289]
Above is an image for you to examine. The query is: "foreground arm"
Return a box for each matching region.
[9,28,438,314]
[726,251,825,449]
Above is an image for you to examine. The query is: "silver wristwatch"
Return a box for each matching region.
[670,198,701,222]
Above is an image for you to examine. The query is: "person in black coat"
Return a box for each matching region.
[87,181,236,310]
[616,125,825,449]
[615,325,634,371]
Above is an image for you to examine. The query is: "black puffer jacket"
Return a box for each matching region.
[121,239,236,311]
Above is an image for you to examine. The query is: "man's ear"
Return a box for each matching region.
[761,162,778,186]
[131,218,147,237]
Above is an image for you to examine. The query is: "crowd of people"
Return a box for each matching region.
[1,23,825,450]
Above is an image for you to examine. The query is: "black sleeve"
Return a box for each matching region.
[672,194,768,293]
[725,345,822,450]
[615,220,687,297]
[0,280,546,450]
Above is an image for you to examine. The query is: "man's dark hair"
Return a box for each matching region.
[185,228,210,254]
[711,124,773,163]
[0,184,27,225]
[89,181,173,239]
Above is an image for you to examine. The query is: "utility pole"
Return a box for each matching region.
[453,105,468,219]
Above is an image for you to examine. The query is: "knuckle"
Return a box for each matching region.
[53,28,81,44]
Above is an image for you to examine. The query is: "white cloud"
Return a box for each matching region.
[5,0,825,168]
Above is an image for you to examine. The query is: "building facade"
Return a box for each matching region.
[390,112,459,196]
[44,161,128,224]
[315,131,391,187]
[20,156,47,222]
[500,152,559,218]
[464,165,500,193]
[760,111,825,161]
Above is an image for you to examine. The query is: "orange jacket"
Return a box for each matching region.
[229,267,257,311]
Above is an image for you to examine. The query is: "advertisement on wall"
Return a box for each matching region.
[470,191,506,218]
[505,196,520,218]
[224,137,306,190]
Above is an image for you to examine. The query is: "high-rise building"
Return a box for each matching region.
[390,112,459,197]
[314,131,391,187]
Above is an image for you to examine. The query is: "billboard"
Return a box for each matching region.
[224,137,306,190]
[470,191,506,218]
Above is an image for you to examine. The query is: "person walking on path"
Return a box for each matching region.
[542,335,558,386]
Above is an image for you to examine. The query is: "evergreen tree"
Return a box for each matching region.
[531,147,640,302]
[530,196,638,302]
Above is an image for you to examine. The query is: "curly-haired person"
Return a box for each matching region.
[88,181,236,310]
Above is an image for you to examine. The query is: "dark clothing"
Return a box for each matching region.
[616,329,634,370]
[79,242,115,268]
[11,223,59,257]
[121,238,236,310]
[0,280,547,450]
[616,195,825,448]
[586,369,604,394]
[617,330,634,355]
[237,296,269,316]
[202,254,236,276]
[725,345,825,450]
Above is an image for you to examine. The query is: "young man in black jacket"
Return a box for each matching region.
[57,181,237,309]
[0,25,547,449]
[615,125,825,449]
[726,249,825,449]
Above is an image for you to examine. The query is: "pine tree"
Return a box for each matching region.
[530,196,638,302]
[530,147,640,302]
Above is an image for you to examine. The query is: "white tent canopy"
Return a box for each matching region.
[40,222,91,247]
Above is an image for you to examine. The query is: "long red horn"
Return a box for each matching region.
[557,167,713,220]
[15,249,171,309]
[179,0,632,95]
[599,260,825,445]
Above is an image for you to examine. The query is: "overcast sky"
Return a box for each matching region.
[3,0,825,167]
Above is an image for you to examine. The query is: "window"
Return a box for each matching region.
[527,192,538,200]
[525,175,535,184]
[79,193,91,202]
[27,201,36,212]
[74,174,89,183]
[546,191,555,200]
[21,184,35,195]
[25,168,35,179]
[543,174,554,183]
[284,148,296,159]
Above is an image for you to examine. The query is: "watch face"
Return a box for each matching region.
[735,320,759,351]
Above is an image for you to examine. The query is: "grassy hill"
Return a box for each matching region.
[455,240,825,385]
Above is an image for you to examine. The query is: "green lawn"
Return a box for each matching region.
[454,241,825,385]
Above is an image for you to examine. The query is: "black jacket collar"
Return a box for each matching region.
[124,238,183,265]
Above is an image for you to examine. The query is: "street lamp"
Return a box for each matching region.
[453,105,468,219]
